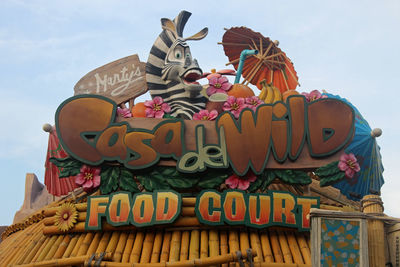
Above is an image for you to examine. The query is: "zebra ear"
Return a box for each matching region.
[184,27,208,41]
[161,18,178,39]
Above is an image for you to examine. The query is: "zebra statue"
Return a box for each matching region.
[146,11,208,119]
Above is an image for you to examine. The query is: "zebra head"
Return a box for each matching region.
[146,11,208,119]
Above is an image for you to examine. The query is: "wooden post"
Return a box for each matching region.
[362,195,385,267]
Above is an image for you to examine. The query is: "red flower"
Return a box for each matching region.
[144,96,171,118]
[223,96,246,119]
[245,96,263,111]
[206,76,232,96]
[225,172,257,190]
[75,165,101,191]
[193,109,218,121]
[117,107,132,118]
[338,153,361,179]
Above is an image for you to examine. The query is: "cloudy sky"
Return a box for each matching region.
[0,0,399,225]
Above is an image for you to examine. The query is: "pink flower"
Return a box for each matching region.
[144,96,171,118]
[75,165,101,191]
[338,153,361,179]
[117,107,132,118]
[225,172,257,190]
[206,76,232,96]
[301,90,328,102]
[223,96,246,119]
[245,96,263,111]
[193,109,218,121]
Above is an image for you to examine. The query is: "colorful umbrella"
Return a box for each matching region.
[220,27,299,92]
[44,125,79,196]
[323,93,384,201]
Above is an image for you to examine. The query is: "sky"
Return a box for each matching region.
[0,0,399,226]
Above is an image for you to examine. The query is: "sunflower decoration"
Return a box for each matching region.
[54,202,78,232]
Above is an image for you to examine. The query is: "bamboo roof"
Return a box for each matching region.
[0,178,359,267]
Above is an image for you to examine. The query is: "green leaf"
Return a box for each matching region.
[260,171,276,191]
[100,166,119,194]
[119,169,139,192]
[197,170,229,189]
[274,170,311,185]
[137,172,169,191]
[247,176,264,192]
[197,175,226,189]
[166,177,196,189]
[320,172,346,187]
[163,114,175,119]
[49,157,82,178]
[315,161,341,177]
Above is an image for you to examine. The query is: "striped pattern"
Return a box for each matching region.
[146,11,207,119]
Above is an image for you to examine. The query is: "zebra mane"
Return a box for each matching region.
[146,11,208,119]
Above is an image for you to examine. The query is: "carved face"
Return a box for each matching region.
[161,39,203,96]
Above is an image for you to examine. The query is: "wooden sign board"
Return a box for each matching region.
[55,95,355,174]
[74,54,147,105]
[85,190,319,231]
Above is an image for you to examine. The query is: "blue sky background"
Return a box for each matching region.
[0,0,399,225]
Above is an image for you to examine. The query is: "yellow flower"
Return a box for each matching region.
[54,203,78,232]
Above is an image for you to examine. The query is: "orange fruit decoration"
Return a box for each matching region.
[282,90,299,102]
[131,102,147,117]
[227,83,255,98]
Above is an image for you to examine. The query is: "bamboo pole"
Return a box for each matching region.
[295,233,310,264]
[15,228,45,264]
[209,230,219,259]
[269,230,283,263]
[87,232,103,256]
[130,231,145,263]
[43,217,200,235]
[44,234,65,260]
[70,233,87,257]
[228,230,239,267]
[169,231,182,262]
[96,232,112,254]
[189,230,200,260]
[121,232,136,263]
[140,231,155,263]
[11,223,43,265]
[43,203,87,217]
[250,231,264,262]
[1,232,26,267]
[14,255,88,267]
[151,231,163,263]
[362,195,385,267]
[82,250,258,267]
[200,230,208,259]
[181,207,195,217]
[286,232,303,264]
[277,231,293,263]
[180,231,190,261]
[43,211,86,226]
[106,231,121,257]
[31,235,51,262]
[239,230,250,252]
[36,235,58,262]
[182,198,196,206]
[220,230,229,267]
[77,232,94,256]
[160,231,171,263]
[53,235,72,259]
[228,230,239,253]
[62,234,79,258]
[21,234,47,264]
[14,252,112,267]
[113,232,128,262]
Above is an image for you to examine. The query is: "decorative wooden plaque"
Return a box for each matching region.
[74,54,147,105]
